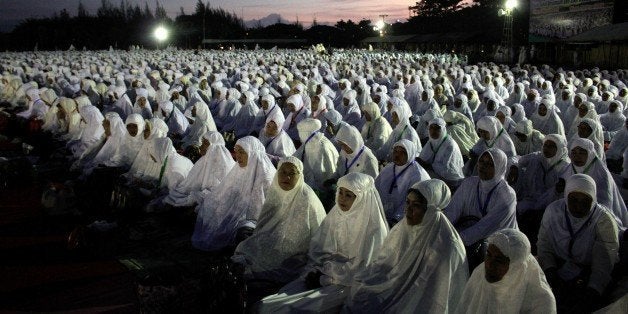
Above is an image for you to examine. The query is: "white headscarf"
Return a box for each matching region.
[165,131,236,207]
[456,228,556,314]
[348,179,468,313]
[87,112,126,169]
[308,172,389,286]
[233,156,326,282]
[192,136,276,251]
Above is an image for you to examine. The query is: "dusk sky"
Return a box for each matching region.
[0,0,416,31]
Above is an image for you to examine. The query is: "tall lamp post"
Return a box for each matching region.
[499,0,517,63]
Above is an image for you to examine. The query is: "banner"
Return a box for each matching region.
[530,0,614,40]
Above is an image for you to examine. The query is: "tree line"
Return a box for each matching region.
[0,0,529,51]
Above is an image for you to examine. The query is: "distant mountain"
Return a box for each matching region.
[244,13,289,29]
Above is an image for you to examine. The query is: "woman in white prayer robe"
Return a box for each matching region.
[17,88,48,120]
[310,95,328,132]
[232,157,326,283]
[259,110,295,165]
[376,139,430,226]
[561,138,628,233]
[466,116,516,175]
[218,88,243,134]
[452,94,475,124]
[252,94,280,134]
[293,118,339,191]
[443,110,479,157]
[510,103,527,124]
[606,119,627,161]
[150,136,194,192]
[377,101,422,161]
[258,172,388,313]
[158,100,189,137]
[531,98,565,136]
[69,105,105,158]
[165,131,236,207]
[346,179,468,313]
[568,100,599,139]
[234,90,260,138]
[413,88,439,118]
[538,174,619,312]
[511,119,545,156]
[132,89,153,120]
[192,136,275,251]
[338,89,363,129]
[360,101,392,153]
[495,106,517,134]
[126,118,169,183]
[180,97,217,149]
[419,118,465,187]
[599,100,625,141]
[332,125,379,179]
[119,114,146,168]
[444,148,518,253]
[57,97,82,141]
[456,228,556,314]
[40,88,60,132]
[282,94,310,142]
[570,117,605,160]
[82,112,127,175]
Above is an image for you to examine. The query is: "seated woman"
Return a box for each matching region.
[561,138,627,234]
[192,136,275,251]
[233,90,260,138]
[444,148,518,270]
[456,228,556,313]
[252,94,280,136]
[282,94,310,143]
[360,101,392,153]
[531,98,565,136]
[165,131,236,207]
[465,116,516,176]
[346,179,468,312]
[538,174,619,312]
[179,96,217,153]
[293,118,338,192]
[418,118,465,188]
[68,105,105,159]
[145,136,194,209]
[332,124,379,179]
[81,112,127,176]
[258,110,295,166]
[510,119,544,156]
[125,118,169,185]
[377,100,422,162]
[232,156,326,284]
[443,110,479,158]
[258,172,388,313]
[514,134,570,246]
[376,139,430,227]
[158,100,189,138]
[569,117,605,160]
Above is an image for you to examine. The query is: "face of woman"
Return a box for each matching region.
[363,110,372,122]
[392,146,408,166]
[484,244,510,283]
[311,97,320,111]
[126,123,138,137]
[477,128,491,141]
[542,140,558,159]
[103,119,111,137]
[429,123,442,140]
[538,104,547,116]
[340,141,353,155]
[265,121,279,137]
[578,104,588,117]
[567,191,593,218]
[199,138,210,156]
[234,144,248,168]
[143,124,152,139]
[343,98,350,106]
[288,103,296,112]
[477,152,496,181]
[496,112,506,124]
[577,122,593,138]
[337,187,357,212]
[277,163,299,191]
[421,91,428,101]
[571,147,588,167]
[391,112,400,127]
[405,190,427,226]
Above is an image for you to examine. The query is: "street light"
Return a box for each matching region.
[498,0,517,63]
[505,0,518,11]
[154,26,169,42]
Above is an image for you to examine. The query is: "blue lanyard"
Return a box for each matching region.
[388,161,414,194]
[344,146,365,175]
[264,105,276,120]
[300,131,318,161]
[563,204,597,258]
[429,135,448,163]
[476,182,500,216]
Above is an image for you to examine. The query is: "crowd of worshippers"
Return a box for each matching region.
[1,49,627,313]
